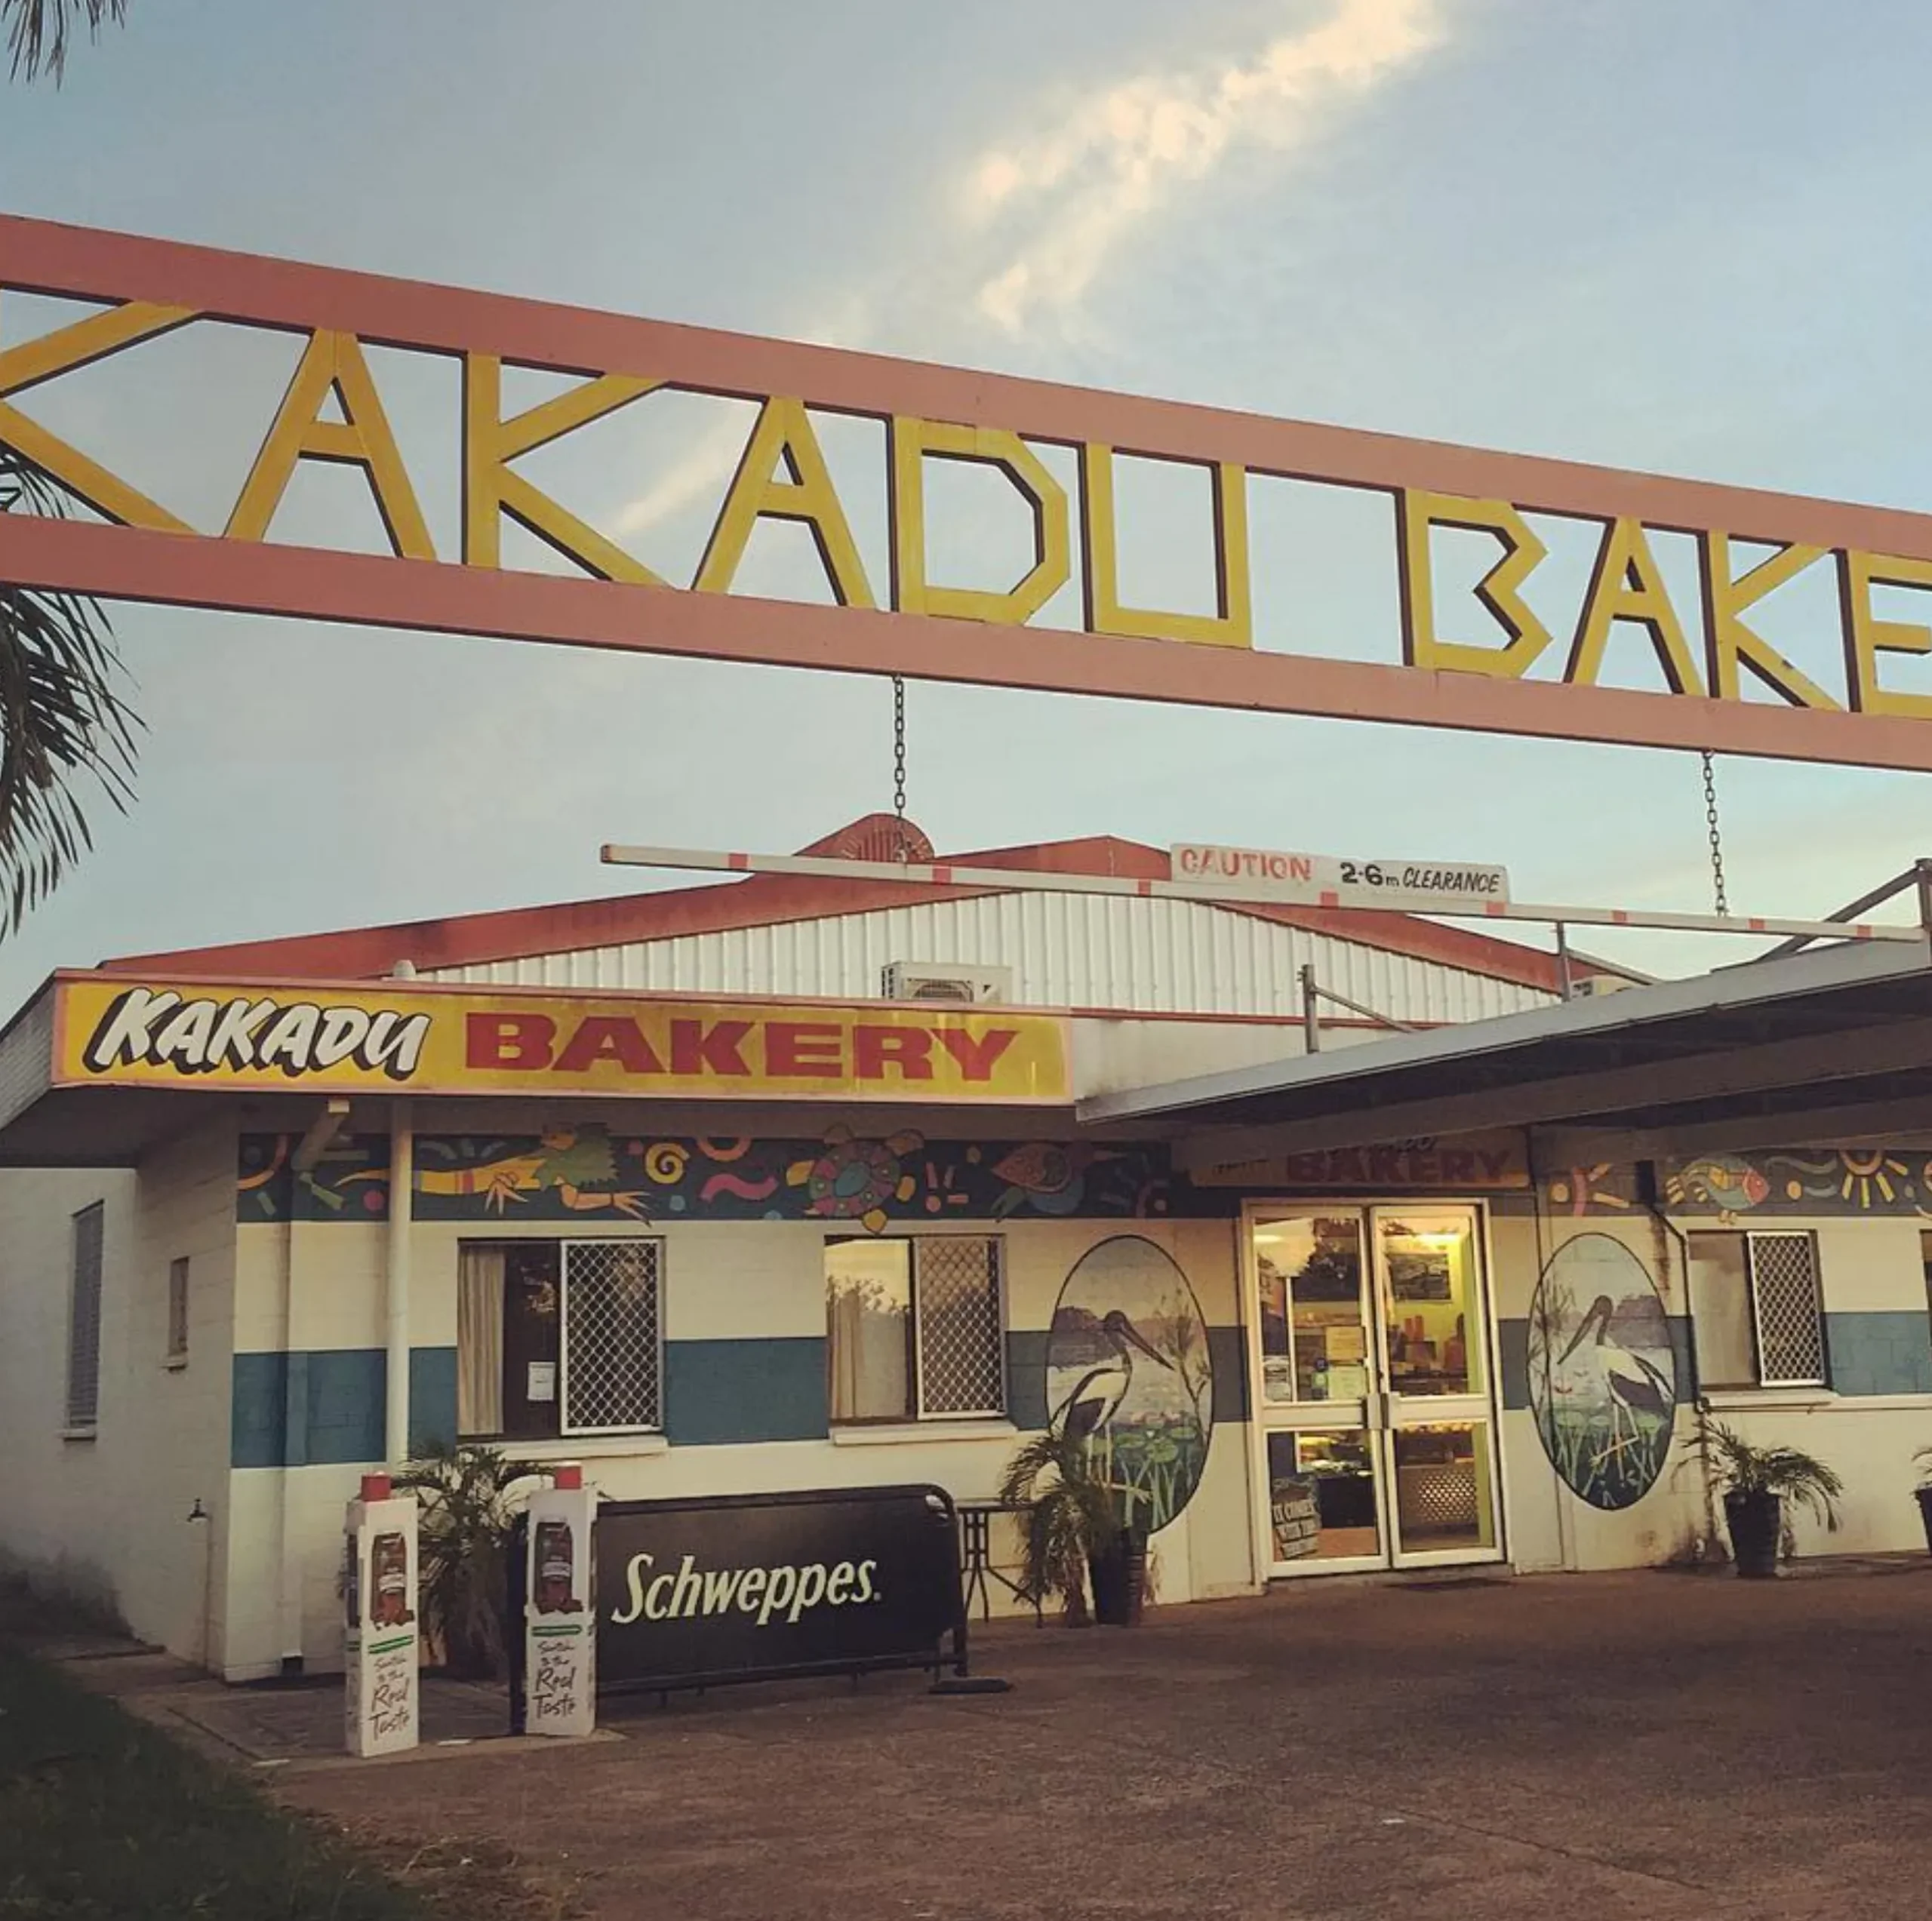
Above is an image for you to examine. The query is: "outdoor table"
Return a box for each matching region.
[955,1499,1043,1624]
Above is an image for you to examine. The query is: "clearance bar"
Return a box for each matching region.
[598,843,1913,945]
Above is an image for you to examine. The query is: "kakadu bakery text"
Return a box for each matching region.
[5,217,1932,1689]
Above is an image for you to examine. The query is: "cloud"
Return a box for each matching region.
[615,0,1448,537]
[964,0,1447,334]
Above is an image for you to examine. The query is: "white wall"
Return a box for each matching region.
[0,1116,236,1662]
[224,1205,1256,1671]
[1494,1198,1932,1574]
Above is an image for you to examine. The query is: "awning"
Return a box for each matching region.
[1080,937,1932,1168]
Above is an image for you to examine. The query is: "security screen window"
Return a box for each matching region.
[1687,1229,1827,1389]
[826,1237,1004,1423]
[457,1239,663,1440]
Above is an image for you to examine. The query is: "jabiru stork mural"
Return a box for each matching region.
[1045,1237,1214,1533]
[1527,1232,1678,1511]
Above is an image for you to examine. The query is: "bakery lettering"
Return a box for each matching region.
[81,985,429,1080]
[467,1011,1017,1083]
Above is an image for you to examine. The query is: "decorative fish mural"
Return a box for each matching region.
[1664,1156,1770,1210]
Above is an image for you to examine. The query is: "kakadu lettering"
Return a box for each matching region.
[82,987,429,1081]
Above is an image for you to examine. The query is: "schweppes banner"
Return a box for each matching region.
[51,977,1069,1104]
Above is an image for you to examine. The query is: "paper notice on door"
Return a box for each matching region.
[527,1361,557,1403]
[1327,1325,1367,1363]
[1327,1364,1370,1400]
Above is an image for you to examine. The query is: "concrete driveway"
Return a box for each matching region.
[282,1562,1932,1919]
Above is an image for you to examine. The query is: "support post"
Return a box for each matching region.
[1555,923,1574,1000]
[1300,963,1321,1053]
[385,1099,412,1466]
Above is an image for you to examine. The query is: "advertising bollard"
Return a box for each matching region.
[344,1472,420,1757]
[524,1465,597,1737]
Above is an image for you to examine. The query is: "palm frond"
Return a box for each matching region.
[1689,1411,1842,1528]
[998,1428,1116,1620]
[0,449,140,931]
[4,0,128,81]
[395,1440,545,1677]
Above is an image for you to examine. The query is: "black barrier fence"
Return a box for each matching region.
[510,1484,968,1723]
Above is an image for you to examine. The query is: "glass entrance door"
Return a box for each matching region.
[1250,1203,1502,1576]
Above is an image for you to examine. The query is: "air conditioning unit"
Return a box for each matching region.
[881,963,1012,1005]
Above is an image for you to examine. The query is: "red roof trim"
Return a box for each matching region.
[105,818,1577,994]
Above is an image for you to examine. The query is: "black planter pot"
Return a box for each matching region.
[1088,1529,1148,1627]
[1724,1489,1783,1578]
[1915,1487,1932,1554]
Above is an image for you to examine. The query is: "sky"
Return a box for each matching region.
[5,0,1932,1008]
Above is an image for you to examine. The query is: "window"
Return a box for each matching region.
[826,1237,1004,1423]
[165,1256,190,1364]
[1688,1230,1828,1389]
[457,1239,662,1440]
[65,1203,104,1431]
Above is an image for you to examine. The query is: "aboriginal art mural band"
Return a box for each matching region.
[238,1124,1188,1226]
[1527,1233,1677,1512]
[1546,1148,1932,1219]
[1045,1236,1214,1536]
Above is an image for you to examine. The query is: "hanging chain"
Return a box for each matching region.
[1701,748,1729,917]
[891,674,909,862]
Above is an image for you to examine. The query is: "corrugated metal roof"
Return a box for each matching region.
[423,893,1550,1024]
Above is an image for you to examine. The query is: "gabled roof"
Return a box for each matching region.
[105,814,1588,996]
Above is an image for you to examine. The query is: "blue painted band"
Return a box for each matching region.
[1824,1311,1932,1397]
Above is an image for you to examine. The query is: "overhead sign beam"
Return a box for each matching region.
[598,842,1918,945]
[13,214,1932,766]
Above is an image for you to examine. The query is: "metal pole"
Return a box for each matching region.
[1301,963,1321,1054]
[600,844,1921,945]
[385,1099,413,1466]
[1555,923,1574,1001]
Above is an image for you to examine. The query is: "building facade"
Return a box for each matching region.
[3,822,1928,1680]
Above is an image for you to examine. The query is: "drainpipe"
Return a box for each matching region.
[277,1206,303,1670]
[386,1099,413,1466]
[1524,1130,1577,1574]
[1635,1161,1719,1557]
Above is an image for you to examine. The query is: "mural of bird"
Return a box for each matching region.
[1050,1309,1174,1443]
[1558,1292,1673,1468]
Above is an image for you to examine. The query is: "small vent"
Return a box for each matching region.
[881,963,1012,1005]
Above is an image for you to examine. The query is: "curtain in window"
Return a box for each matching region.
[457,1246,506,1436]
[826,1240,912,1422]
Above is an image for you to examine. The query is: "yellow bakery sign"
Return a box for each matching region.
[52,978,1069,1105]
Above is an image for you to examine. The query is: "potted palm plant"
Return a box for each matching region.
[997,1428,1121,1627]
[1690,1412,1842,1578]
[1912,1448,1932,1553]
[394,1441,543,1678]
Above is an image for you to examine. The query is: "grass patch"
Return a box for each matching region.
[0,1641,427,1919]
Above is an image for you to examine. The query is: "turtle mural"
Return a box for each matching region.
[1045,1236,1214,1535]
[1527,1232,1677,1511]
[785,1125,924,1234]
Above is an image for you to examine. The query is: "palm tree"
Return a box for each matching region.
[5,0,128,81]
[1,0,140,929]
